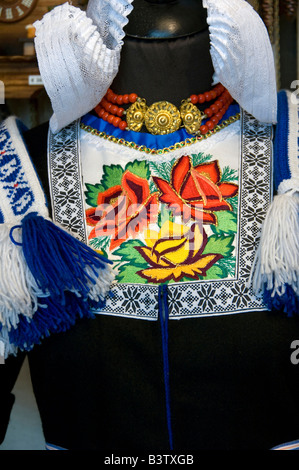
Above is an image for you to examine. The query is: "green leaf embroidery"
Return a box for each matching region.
[116,263,148,284]
[216,256,236,278]
[220,165,238,182]
[125,160,150,179]
[203,234,235,257]
[89,236,111,253]
[85,183,106,207]
[149,178,158,193]
[191,152,213,167]
[113,239,148,267]
[212,211,238,235]
[201,264,225,280]
[101,164,124,190]
[149,159,176,182]
[226,196,238,214]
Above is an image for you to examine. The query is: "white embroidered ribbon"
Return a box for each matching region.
[34,1,133,134]
[203,0,277,124]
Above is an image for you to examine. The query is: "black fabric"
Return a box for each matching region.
[28,315,170,450]
[124,0,208,39]
[112,30,214,109]
[24,121,50,210]
[27,311,299,450]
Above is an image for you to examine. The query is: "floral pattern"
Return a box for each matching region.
[135,221,223,283]
[152,156,238,224]
[85,153,239,285]
[86,170,158,250]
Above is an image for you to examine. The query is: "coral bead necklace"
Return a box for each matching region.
[94,83,234,136]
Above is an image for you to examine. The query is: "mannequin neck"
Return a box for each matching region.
[111,29,215,109]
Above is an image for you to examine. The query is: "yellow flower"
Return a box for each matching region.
[135,221,222,283]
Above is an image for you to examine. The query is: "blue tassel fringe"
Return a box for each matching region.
[263,285,299,318]
[7,212,112,351]
[7,292,105,351]
[13,212,112,300]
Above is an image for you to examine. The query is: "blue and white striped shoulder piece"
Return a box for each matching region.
[251,90,299,317]
[0,116,114,359]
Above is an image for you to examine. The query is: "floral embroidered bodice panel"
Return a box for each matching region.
[48,110,273,319]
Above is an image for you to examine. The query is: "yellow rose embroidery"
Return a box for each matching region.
[135,221,222,283]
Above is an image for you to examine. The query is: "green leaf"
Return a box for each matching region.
[101,164,124,190]
[85,183,106,207]
[116,263,148,284]
[217,256,236,278]
[157,203,174,228]
[149,178,158,193]
[226,196,238,214]
[149,159,176,182]
[191,152,213,167]
[89,236,111,252]
[201,264,225,280]
[220,165,239,182]
[212,211,237,235]
[203,234,235,257]
[125,160,150,179]
[113,239,148,267]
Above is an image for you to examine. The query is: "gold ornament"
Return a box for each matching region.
[180,100,203,135]
[126,99,148,132]
[144,101,182,135]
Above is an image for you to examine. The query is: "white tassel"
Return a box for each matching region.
[0,328,18,359]
[85,263,115,303]
[250,180,299,298]
[0,224,46,330]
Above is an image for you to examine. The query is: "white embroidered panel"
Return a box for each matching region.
[48,112,273,319]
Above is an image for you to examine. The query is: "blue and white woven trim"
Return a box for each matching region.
[0,116,114,359]
[0,117,48,223]
[250,90,299,316]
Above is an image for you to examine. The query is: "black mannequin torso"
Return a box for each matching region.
[124,0,208,39]
[111,30,214,108]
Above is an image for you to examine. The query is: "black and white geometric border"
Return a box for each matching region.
[48,121,87,243]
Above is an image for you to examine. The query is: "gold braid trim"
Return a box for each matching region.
[80,113,240,156]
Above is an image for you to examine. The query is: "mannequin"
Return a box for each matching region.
[123,0,208,39]
[112,0,214,105]
[1,0,299,451]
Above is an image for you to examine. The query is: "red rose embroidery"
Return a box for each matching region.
[87,170,159,250]
[152,155,238,224]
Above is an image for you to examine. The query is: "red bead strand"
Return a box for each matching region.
[190,83,225,105]
[199,90,233,135]
[94,84,233,135]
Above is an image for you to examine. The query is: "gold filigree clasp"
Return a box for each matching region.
[144,101,182,135]
[126,98,204,136]
[180,100,203,135]
[126,99,148,132]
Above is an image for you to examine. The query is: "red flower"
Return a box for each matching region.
[152,155,238,224]
[87,171,159,250]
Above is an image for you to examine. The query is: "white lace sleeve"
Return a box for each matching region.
[203,0,277,124]
[34,1,133,134]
